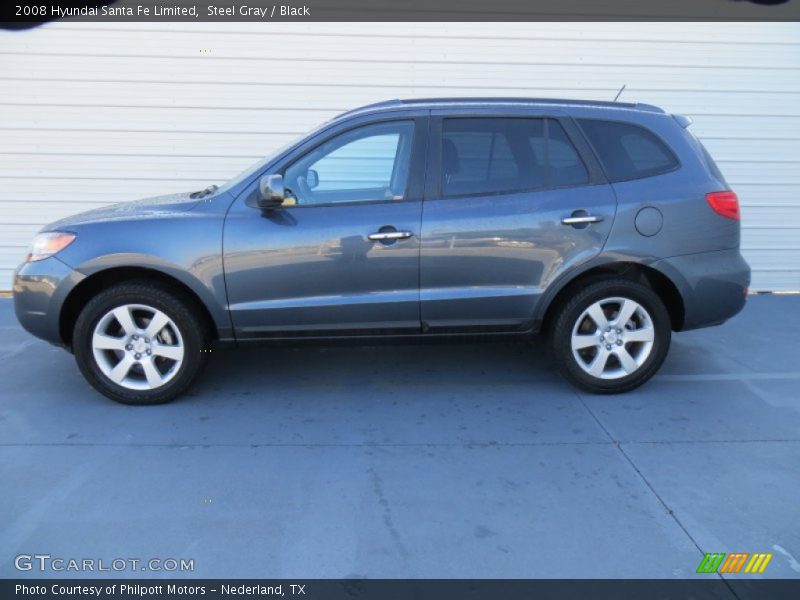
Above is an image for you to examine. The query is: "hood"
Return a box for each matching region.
[46,191,203,230]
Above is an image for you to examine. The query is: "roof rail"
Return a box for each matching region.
[333,97,667,120]
[400,97,643,109]
[336,99,403,119]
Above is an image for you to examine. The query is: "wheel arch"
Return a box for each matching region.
[59,266,221,348]
[537,261,686,334]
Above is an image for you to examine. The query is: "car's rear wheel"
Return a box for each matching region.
[73,281,209,405]
[550,278,671,394]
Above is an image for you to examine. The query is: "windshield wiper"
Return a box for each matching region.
[190,184,218,199]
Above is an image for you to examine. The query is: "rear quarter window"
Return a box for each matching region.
[577,119,679,182]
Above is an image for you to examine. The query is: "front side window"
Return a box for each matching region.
[577,119,679,182]
[284,120,415,205]
[441,118,589,197]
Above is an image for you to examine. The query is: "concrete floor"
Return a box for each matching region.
[0,296,799,580]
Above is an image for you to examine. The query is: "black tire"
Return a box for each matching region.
[549,278,671,394]
[73,281,209,405]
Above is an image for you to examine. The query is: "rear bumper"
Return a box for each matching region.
[653,248,751,331]
[13,256,84,346]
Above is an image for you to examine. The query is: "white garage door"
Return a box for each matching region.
[1,22,799,290]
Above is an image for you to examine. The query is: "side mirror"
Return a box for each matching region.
[306,169,319,189]
[258,174,285,209]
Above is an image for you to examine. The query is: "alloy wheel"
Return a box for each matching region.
[570,297,656,380]
[91,304,185,390]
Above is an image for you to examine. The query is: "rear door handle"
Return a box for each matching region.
[368,231,413,241]
[561,215,604,226]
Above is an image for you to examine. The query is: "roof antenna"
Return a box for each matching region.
[613,84,627,102]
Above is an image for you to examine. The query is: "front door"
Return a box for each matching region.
[420,114,617,332]
[224,118,427,338]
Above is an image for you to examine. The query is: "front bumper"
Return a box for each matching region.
[653,248,751,331]
[13,256,84,346]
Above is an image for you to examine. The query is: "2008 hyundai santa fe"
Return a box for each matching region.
[13,98,750,404]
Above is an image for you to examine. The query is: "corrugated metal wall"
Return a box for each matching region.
[1,22,799,290]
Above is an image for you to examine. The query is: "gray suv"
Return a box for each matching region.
[13,98,750,404]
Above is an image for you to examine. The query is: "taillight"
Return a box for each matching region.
[706,191,740,221]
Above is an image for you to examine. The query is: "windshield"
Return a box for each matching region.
[214,126,324,195]
[214,156,268,194]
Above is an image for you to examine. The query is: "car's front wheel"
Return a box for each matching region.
[550,278,671,394]
[73,281,209,405]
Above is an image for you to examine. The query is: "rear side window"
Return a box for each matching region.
[577,119,679,182]
[441,118,589,197]
[545,121,591,187]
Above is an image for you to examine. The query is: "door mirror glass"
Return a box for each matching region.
[258,174,285,209]
[306,169,319,189]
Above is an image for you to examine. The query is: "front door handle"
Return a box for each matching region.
[368,231,414,241]
[561,215,604,226]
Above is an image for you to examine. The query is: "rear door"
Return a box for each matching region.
[419,110,617,332]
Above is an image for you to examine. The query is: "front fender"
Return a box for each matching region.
[53,212,231,339]
[71,253,231,337]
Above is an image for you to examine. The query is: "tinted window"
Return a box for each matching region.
[578,119,678,182]
[441,118,588,197]
[544,121,590,187]
[284,121,414,205]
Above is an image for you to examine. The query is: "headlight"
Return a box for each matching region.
[26,232,76,262]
